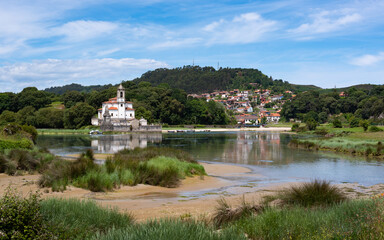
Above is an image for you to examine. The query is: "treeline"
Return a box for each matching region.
[133,66,318,94]
[0,82,231,129]
[44,83,113,95]
[281,86,384,124]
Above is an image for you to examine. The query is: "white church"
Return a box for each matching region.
[97,84,135,120]
[91,84,161,132]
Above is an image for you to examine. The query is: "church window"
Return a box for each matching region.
[121,104,123,107]
[111,113,113,116]
[120,92,123,98]
[130,114,132,117]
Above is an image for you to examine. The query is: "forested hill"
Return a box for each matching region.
[44,83,112,95]
[132,66,320,93]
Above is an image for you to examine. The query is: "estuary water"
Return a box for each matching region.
[36,132,384,186]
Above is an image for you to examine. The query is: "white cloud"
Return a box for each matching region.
[350,52,384,66]
[0,58,169,92]
[203,12,278,44]
[53,20,119,42]
[149,38,202,49]
[289,10,362,38]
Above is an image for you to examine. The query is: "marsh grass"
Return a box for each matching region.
[213,197,264,227]
[91,219,246,240]
[270,180,347,207]
[0,148,60,176]
[232,198,384,239]
[40,148,206,191]
[40,198,134,239]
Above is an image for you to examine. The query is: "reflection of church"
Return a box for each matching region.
[91,84,161,132]
[91,133,162,153]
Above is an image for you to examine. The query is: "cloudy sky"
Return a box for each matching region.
[0,0,383,92]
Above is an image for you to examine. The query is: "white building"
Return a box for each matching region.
[97,84,135,121]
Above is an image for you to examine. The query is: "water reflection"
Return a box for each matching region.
[36,132,384,185]
[92,134,162,153]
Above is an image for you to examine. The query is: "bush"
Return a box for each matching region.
[0,188,53,239]
[332,118,342,128]
[369,125,383,132]
[305,118,317,131]
[313,128,329,136]
[273,180,347,207]
[291,123,300,131]
[359,120,369,131]
[349,117,360,128]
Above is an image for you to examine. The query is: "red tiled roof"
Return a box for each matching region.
[109,107,118,110]
[126,107,134,111]
[98,108,102,110]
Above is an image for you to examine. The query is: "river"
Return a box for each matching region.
[36,131,384,186]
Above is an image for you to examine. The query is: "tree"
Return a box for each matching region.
[35,108,64,128]
[306,118,318,131]
[0,110,17,125]
[16,87,51,111]
[63,91,85,108]
[359,120,369,132]
[17,106,36,125]
[64,103,95,129]
[332,118,342,128]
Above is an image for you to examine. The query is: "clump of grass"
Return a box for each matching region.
[232,198,384,239]
[212,197,264,227]
[92,219,246,240]
[40,198,134,239]
[273,180,347,207]
[40,149,206,192]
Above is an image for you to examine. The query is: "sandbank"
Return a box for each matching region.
[1,159,382,221]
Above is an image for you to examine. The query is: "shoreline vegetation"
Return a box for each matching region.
[289,125,384,159]
[1,180,384,239]
[36,125,292,135]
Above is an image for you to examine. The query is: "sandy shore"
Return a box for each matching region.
[1,160,383,221]
[162,127,291,133]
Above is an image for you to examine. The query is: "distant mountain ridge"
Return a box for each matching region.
[42,66,381,95]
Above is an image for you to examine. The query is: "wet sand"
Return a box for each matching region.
[1,160,383,221]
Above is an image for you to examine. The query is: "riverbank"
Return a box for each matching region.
[1,159,383,221]
[162,126,291,133]
[291,128,384,159]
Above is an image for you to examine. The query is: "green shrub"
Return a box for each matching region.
[359,120,369,131]
[291,123,300,131]
[305,118,317,131]
[332,118,342,128]
[349,117,360,128]
[0,138,33,150]
[313,128,329,136]
[273,180,347,207]
[0,188,53,239]
[369,125,383,132]
[74,168,120,192]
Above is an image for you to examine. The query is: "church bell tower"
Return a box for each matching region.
[117,83,125,102]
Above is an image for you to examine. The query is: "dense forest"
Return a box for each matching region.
[281,86,384,124]
[0,81,232,129]
[132,66,320,94]
[44,83,113,95]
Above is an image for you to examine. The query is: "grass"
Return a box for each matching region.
[0,148,60,176]
[40,198,134,239]
[37,128,93,135]
[91,219,246,240]
[2,185,384,240]
[290,135,384,157]
[40,148,206,191]
[232,198,384,239]
[269,180,347,207]
[212,197,264,227]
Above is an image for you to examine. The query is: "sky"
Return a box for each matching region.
[0,0,384,92]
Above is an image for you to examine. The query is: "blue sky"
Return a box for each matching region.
[0,0,383,92]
